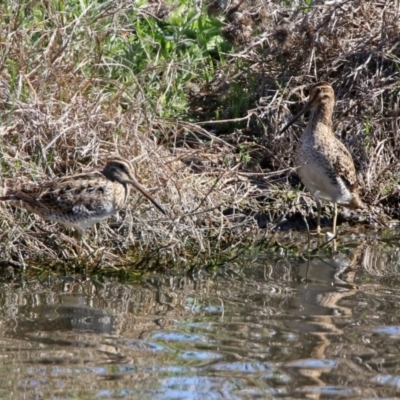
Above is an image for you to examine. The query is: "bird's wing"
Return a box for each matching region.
[4,171,114,215]
[330,139,360,191]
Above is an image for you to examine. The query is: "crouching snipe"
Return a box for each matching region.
[0,157,167,250]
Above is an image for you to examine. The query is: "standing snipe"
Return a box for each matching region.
[279,81,365,236]
[0,157,167,244]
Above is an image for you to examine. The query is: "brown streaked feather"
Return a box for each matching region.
[281,81,365,235]
[295,82,364,207]
[0,157,166,238]
[331,141,359,190]
[0,172,121,218]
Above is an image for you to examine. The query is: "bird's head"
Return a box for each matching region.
[103,157,167,215]
[279,82,335,134]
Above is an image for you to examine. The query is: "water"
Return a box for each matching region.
[1,235,400,399]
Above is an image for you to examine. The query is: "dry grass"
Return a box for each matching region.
[193,0,400,221]
[0,0,399,269]
[0,84,275,268]
[201,0,400,196]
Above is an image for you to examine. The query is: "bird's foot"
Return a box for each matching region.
[309,229,325,236]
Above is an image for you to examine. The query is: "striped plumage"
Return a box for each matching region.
[0,157,166,241]
[279,82,365,235]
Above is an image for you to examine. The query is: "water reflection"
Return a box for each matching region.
[285,253,357,394]
[0,238,400,398]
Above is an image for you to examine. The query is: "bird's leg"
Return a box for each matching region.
[74,229,84,258]
[74,229,93,257]
[332,203,338,237]
[316,199,322,235]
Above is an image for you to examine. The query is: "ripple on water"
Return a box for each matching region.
[293,385,363,398]
[2,237,400,399]
[372,374,400,388]
[151,331,210,343]
[285,358,338,369]
[373,325,400,338]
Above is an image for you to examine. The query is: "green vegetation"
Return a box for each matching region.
[0,0,399,270]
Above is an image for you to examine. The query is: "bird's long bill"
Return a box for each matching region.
[278,96,314,134]
[128,178,167,215]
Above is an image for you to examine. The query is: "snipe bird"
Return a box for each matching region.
[279,82,365,236]
[0,157,167,244]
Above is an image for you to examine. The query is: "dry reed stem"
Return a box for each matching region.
[0,0,399,268]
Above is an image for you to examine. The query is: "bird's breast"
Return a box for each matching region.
[298,159,353,204]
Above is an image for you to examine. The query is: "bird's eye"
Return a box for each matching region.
[316,88,322,93]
